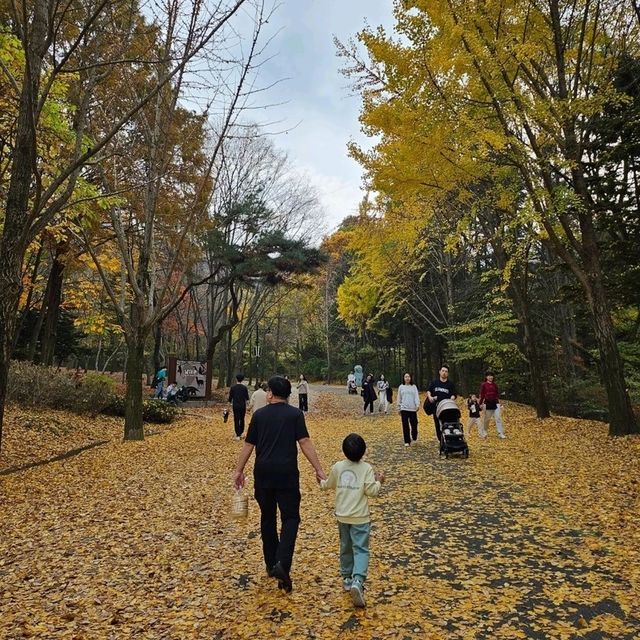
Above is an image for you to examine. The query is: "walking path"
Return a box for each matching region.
[1,392,638,639]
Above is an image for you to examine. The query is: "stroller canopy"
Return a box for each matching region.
[436,398,461,422]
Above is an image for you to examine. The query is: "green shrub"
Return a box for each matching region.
[103,394,126,417]
[8,362,176,424]
[142,399,178,423]
[7,361,76,409]
[103,395,178,424]
[72,373,117,416]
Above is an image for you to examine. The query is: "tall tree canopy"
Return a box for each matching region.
[336,0,639,435]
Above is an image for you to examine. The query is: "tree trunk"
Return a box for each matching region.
[13,238,44,353]
[125,329,146,441]
[41,246,66,366]
[587,273,637,435]
[558,303,577,384]
[0,0,50,453]
[26,272,49,362]
[492,238,551,419]
[192,289,202,360]
[325,272,332,383]
[273,310,281,374]
[513,288,551,419]
[153,321,163,375]
[226,326,233,386]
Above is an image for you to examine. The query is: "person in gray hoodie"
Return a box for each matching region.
[397,372,420,447]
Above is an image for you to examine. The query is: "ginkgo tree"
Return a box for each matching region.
[341,0,639,435]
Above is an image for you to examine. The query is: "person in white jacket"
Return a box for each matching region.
[376,374,390,413]
[320,433,384,608]
[397,372,420,447]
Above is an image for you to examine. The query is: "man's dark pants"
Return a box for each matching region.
[433,413,442,442]
[233,406,245,437]
[254,486,301,572]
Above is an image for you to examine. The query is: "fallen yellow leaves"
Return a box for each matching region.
[0,393,639,638]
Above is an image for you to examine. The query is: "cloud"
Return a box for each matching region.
[253,0,393,232]
[296,162,363,234]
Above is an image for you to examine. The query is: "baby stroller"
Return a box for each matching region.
[347,380,358,395]
[436,398,469,458]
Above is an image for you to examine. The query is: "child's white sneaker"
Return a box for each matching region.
[350,579,366,607]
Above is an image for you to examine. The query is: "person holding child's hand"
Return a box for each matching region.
[232,375,326,594]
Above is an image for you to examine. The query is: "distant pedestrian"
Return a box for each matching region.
[397,372,420,447]
[297,374,309,412]
[466,394,482,436]
[165,382,178,404]
[320,433,384,608]
[228,374,250,440]
[233,376,326,593]
[362,373,377,415]
[154,366,167,399]
[376,374,390,414]
[479,371,506,439]
[426,366,457,443]
[250,382,268,413]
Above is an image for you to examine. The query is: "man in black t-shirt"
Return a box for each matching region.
[228,373,250,440]
[425,365,457,442]
[233,376,326,593]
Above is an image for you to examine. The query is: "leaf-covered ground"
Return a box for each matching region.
[1,393,639,639]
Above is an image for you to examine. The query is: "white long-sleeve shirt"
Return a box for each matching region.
[397,384,420,412]
[249,388,268,411]
[320,459,381,524]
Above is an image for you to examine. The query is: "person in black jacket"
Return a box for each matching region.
[228,373,250,440]
[362,373,377,415]
[425,365,457,442]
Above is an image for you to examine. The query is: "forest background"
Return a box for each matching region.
[1,0,640,447]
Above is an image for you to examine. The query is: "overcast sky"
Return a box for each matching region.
[249,1,394,233]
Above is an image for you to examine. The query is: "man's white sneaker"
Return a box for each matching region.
[342,578,353,592]
[350,580,366,607]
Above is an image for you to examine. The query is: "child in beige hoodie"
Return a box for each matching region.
[320,433,385,607]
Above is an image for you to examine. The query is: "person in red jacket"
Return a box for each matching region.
[479,371,506,439]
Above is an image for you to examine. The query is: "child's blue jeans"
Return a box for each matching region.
[338,522,370,583]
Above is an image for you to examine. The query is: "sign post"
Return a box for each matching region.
[168,357,212,400]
